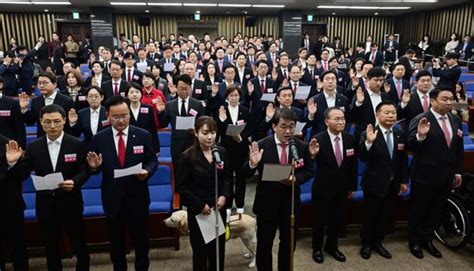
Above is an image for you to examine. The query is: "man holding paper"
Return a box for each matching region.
[287,65,313,110]
[243,108,312,271]
[87,95,158,270]
[7,104,90,270]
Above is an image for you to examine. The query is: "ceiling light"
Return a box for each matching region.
[0,1,31,4]
[183,3,217,7]
[32,1,71,4]
[243,11,248,14]
[44,9,48,12]
[317,5,410,10]
[374,12,379,15]
[378,7,411,9]
[332,12,336,15]
[218,4,251,7]
[252,4,285,8]
[147,2,181,6]
[110,2,146,5]
[145,9,149,12]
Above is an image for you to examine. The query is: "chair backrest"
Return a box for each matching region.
[158,130,171,147]
[148,165,172,185]
[82,173,102,189]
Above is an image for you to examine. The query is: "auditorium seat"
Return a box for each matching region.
[23,175,37,221]
[351,160,365,202]
[158,130,172,164]
[82,173,104,217]
[25,125,37,135]
[400,155,413,200]
[459,74,474,83]
[148,164,173,213]
[461,66,469,74]
[79,64,92,79]
[300,178,313,205]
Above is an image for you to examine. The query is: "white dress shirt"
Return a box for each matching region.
[44,91,57,106]
[47,132,64,171]
[112,126,129,154]
[94,74,103,87]
[90,107,100,135]
[324,90,336,108]
[178,97,190,115]
[228,105,239,124]
[367,89,382,114]
[130,104,140,121]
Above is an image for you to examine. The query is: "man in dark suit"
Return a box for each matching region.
[87,95,158,270]
[397,70,432,132]
[365,43,384,67]
[0,133,28,270]
[432,52,462,90]
[84,61,111,88]
[383,34,399,63]
[158,45,177,79]
[215,47,230,80]
[146,42,162,63]
[272,52,292,88]
[458,35,473,61]
[235,52,254,86]
[17,42,42,95]
[309,107,357,264]
[265,43,279,72]
[20,72,74,138]
[344,61,374,101]
[301,33,314,54]
[407,86,464,259]
[0,80,26,148]
[8,104,90,270]
[243,108,313,271]
[287,65,313,110]
[136,48,155,72]
[183,62,208,102]
[155,74,205,172]
[0,51,18,97]
[102,60,130,101]
[122,52,143,85]
[301,53,320,88]
[350,67,391,146]
[101,47,113,77]
[308,71,350,137]
[358,101,409,260]
[385,63,410,104]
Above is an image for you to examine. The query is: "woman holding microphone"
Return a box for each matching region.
[176,116,231,271]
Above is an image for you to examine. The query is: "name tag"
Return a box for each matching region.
[236,120,245,125]
[398,143,405,151]
[133,75,139,80]
[64,153,77,162]
[133,145,144,154]
[78,96,86,101]
[267,88,273,93]
[245,74,251,79]
[315,75,319,79]
[195,88,202,94]
[346,148,354,157]
[101,120,110,126]
[189,108,198,116]
[457,129,463,137]
[140,107,149,114]
[0,110,11,117]
[295,158,305,169]
[158,83,164,89]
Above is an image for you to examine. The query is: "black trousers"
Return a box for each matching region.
[312,194,344,251]
[408,181,450,246]
[360,190,395,246]
[0,210,28,270]
[188,209,226,271]
[225,151,247,209]
[38,212,89,271]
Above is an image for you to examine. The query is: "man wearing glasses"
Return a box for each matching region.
[19,71,74,137]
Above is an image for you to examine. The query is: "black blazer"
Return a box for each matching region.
[191,79,208,101]
[13,133,90,220]
[308,92,350,137]
[215,105,252,157]
[176,146,232,215]
[102,79,130,102]
[397,92,427,131]
[365,51,384,67]
[0,95,26,148]
[22,93,75,138]
[121,68,143,85]
[242,136,313,219]
[157,97,205,157]
[0,64,18,96]
[301,67,320,87]
[247,76,277,122]
[90,126,158,218]
[350,89,391,137]
[358,126,408,197]
[235,66,254,86]
[60,86,89,111]
[0,134,25,214]
[312,131,358,199]
[158,58,178,78]
[432,65,462,89]
[408,111,464,186]
[129,103,160,154]
[386,78,410,104]
[69,106,109,143]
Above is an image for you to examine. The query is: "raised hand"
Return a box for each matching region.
[399,183,408,195]
[211,83,219,97]
[218,106,227,121]
[18,92,30,110]
[309,138,320,158]
[86,151,103,169]
[217,196,226,210]
[266,103,275,119]
[271,68,278,81]
[401,89,410,104]
[307,98,317,115]
[201,204,211,215]
[351,76,360,88]
[168,82,177,95]
[383,81,391,93]
[366,124,378,144]
[155,96,165,112]
[247,81,255,96]
[356,87,365,103]
[454,175,462,188]
[417,117,431,137]
[59,180,74,192]
[6,140,23,164]
[68,108,78,125]
[91,77,98,86]
[282,79,289,87]
[166,73,173,83]
[349,69,356,79]
[249,141,264,167]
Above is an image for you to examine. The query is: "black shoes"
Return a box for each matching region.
[360,245,371,259]
[312,250,324,264]
[421,242,442,258]
[324,248,346,262]
[372,243,392,259]
[409,245,424,259]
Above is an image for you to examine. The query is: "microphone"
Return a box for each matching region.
[288,139,299,162]
[211,144,223,165]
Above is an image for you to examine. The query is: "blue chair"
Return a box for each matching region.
[79,64,91,78]
[400,155,413,200]
[23,175,37,221]
[158,130,173,163]
[459,74,474,83]
[82,173,105,217]
[352,160,365,202]
[300,178,314,205]
[148,164,173,213]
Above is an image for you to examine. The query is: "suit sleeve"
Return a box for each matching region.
[71,141,90,188]
[456,118,464,175]
[142,131,158,178]
[350,138,358,191]
[407,114,426,152]
[176,154,206,211]
[157,102,171,128]
[9,144,34,181]
[358,131,370,162]
[400,133,409,184]
[11,102,26,148]
[295,143,313,185]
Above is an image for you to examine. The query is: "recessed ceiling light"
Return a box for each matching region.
[147,2,181,6]
[374,12,379,15]
[110,2,146,5]
[252,4,285,8]
[145,9,149,12]
[44,9,48,12]
[32,1,71,4]
[332,12,336,15]
[317,5,410,10]
[183,3,217,7]
[218,4,251,7]
[196,10,200,13]
[0,1,31,4]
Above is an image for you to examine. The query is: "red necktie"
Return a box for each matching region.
[323,62,328,71]
[310,69,314,81]
[117,131,125,167]
[371,53,376,63]
[127,70,132,83]
[422,95,429,112]
[396,80,402,98]
[283,69,288,80]
[114,82,119,96]
[260,79,265,94]
[280,143,288,165]
[440,116,451,147]
[293,83,298,94]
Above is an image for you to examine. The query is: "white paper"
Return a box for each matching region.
[195,209,225,244]
[294,86,311,100]
[31,172,64,191]
[294,121,306,135]
[164,62,174,72]
[225,123,246,137]
[113,163,142,178]
[136,62,148,73]
[260,93,276,102]
[261,164,292,182]
[176,116,195,130]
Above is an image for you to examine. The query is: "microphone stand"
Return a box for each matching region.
[214,160,220,271]
[289,158,296,271]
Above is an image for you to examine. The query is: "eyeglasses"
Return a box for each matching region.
[42,120,63,127]
[110,115,129,121]
[87,95,101,100]
[37,81,51,86]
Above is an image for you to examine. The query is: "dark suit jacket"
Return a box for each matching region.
[247,76,277,123]
[235,66,254,86]
[102,79,130,102]
[397,92,428,131]
[214,59,231,79]
[383,41,399,62]
[157,97,205,157]
[13,133,90,220]
[215,105,252,157]
[386,77,410,104]
[0,95,26,148]
[309,92,350,137]
[432,65,462,89]
[90,126,158,218]
[359,126,408,197]
[242,136,312,219]
[301,67,320,87]
[22,93,75,138]
[121,68,143,85]
[350,89,391,137]
[0,134,25,214]
[365,51,384,67]
[0,64,18,96]
[259,107,305,135]
[69,106,109,142]
[312,131,358,199]
[458,41,473,60]
[60,86,89,111]
[191,79,208,101]
[158,58,177,78]
[147,52,162,63]
[129,103,160,154]
[408,111,464,186]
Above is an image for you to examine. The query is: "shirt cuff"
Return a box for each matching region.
[8,161,17,169]
[401,102,407,109]
[455,174,462,178]
[365,141,373,151]
[355,101,363,107]
[249,161,257,169]
[308,113,314,121]
[416,133,426,142]
[21,108,28,114]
